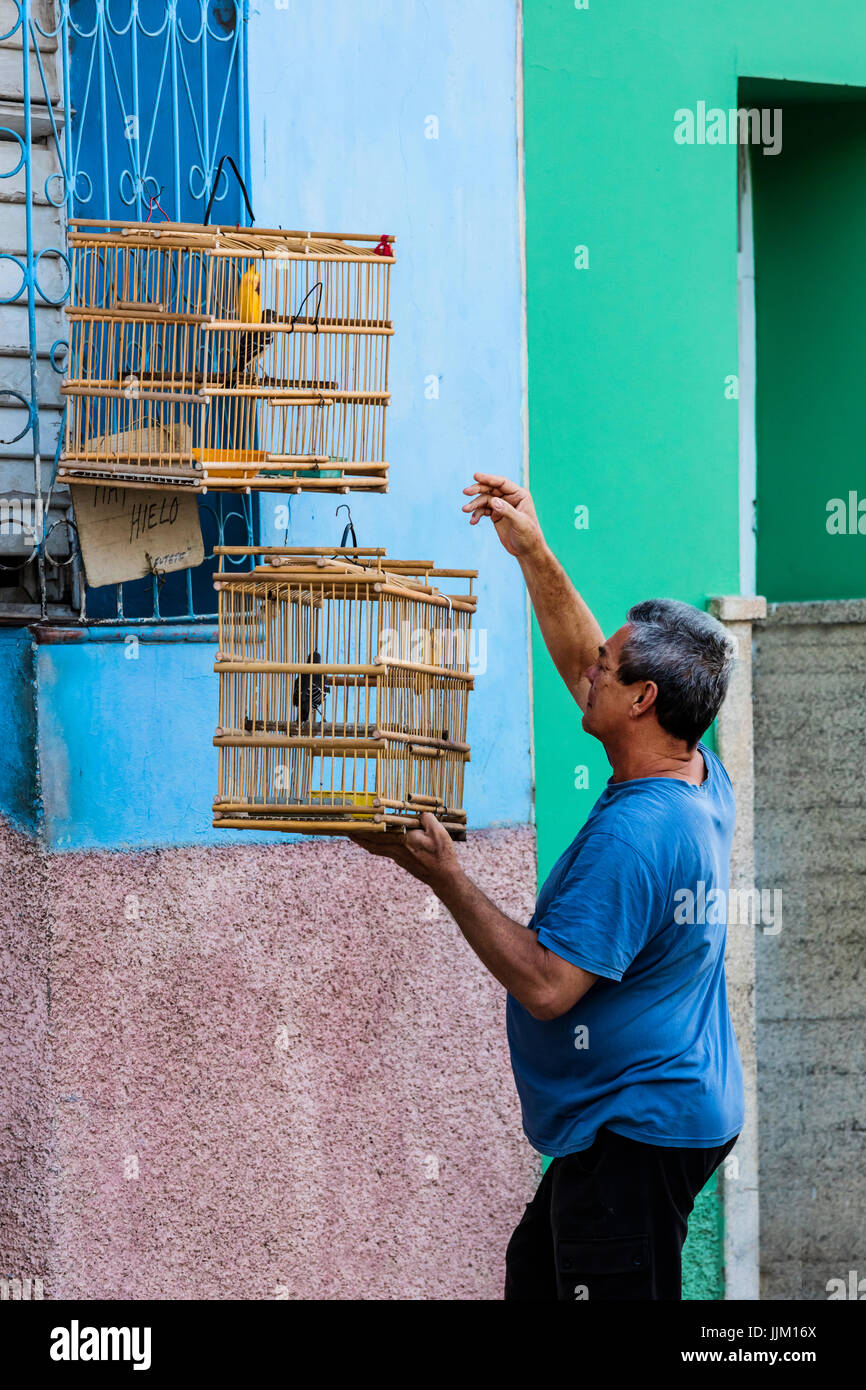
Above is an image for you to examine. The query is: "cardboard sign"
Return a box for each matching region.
[72,484,205,589]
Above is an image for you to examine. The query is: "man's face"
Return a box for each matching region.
[581,625,639,740]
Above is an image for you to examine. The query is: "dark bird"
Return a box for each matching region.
[292,650,330,724]
[233,307,276,383]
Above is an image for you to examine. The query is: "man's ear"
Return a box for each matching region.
[631,681,658,718]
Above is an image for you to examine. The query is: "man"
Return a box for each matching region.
[351,471,744,1302]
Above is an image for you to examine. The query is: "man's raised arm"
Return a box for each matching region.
[462,472,603,711]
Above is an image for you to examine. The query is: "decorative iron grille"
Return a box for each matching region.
[0,0,255,624]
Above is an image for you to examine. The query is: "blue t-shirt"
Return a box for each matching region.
[507,744,744,1156]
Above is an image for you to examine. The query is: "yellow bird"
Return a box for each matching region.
[237,266,262,324]
[233,266,271,384]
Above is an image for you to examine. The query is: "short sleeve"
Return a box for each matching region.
[535,832,665,981]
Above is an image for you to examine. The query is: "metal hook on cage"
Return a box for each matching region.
[145,183,170,223]
[203,154,255,226]
[289,281,323,336]
[441,591,454,668]
[438,593,454,746]
[335,504,357,550]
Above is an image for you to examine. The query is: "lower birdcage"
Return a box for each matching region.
[212,547,477,838]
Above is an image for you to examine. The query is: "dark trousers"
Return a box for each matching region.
[504,1127,738,1301]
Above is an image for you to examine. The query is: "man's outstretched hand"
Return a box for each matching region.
[348,811,462,891]
[462,472,544,560]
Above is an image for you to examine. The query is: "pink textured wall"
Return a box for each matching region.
[0,823,53,1291]
[1,819,538,1299]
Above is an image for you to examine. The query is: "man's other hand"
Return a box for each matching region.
[348,811,461,890]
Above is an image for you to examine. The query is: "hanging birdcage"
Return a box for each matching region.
[212,547,476,839]
[59,220,395,494]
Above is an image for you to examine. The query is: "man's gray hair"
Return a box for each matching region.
[618,599,735,748]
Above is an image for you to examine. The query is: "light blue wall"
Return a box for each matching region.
[27,0,530,852]
[34,634,220,851]
[34,631,293,850]
[250,0,531,821]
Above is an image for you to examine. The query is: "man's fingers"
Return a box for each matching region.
[466,492,522,522]
[404,834,437,858]
[404,826,440,856]
[463,476,525,502]
[347,834,406,861]
[462,495,496,528]
[462,492,511,516]
[348,831,426,872]
[347,834,389,856]
[351,814,450,871]
[468,472,523,494]
[417,810,450,842]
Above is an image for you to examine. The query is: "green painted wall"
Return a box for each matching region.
[753,101,866,600]
[682,1171,726,1302]
[522,0,866,1300]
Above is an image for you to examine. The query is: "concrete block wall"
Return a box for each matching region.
[753,600,866,1299]
[710,595,767,1300]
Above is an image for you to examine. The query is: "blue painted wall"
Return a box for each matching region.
[27,0,530,851]
[34,631,299,850]
[250,0,530,827]
[34,635,221,850]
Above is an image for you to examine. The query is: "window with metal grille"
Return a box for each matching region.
[0,0,255,625]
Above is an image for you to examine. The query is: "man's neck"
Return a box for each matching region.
[606,741,706,786]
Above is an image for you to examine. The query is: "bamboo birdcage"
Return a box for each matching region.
[212,547,477,839]
[60,220,395,494]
